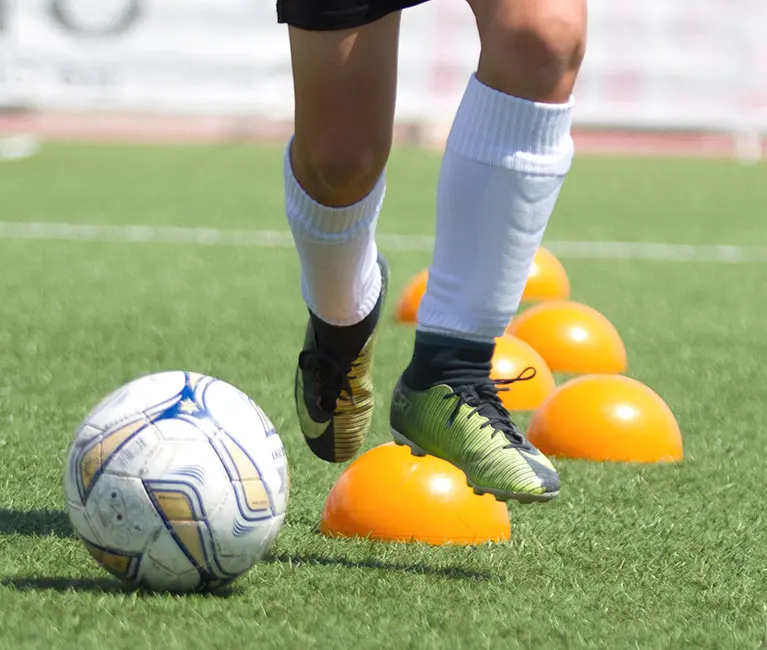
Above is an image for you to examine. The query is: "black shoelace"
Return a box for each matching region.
[298,349,358,413]
[444,367,537,449]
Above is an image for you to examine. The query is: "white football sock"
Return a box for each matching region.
[418,75,575,342]
[284,142,383,327]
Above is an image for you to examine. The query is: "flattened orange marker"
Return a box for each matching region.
[491,335,556,411]
[321,443,510,545]
[507,300,627,374]
[522,247,570,302]
[395,269,429,324]
[527,374,683,463]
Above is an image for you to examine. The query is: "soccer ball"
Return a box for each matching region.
[64,371,289,593]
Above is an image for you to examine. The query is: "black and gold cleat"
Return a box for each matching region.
[294,256,389,462]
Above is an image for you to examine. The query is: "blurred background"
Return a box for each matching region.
[0,0,764,159]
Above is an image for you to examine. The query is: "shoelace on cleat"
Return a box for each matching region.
[444,367,537,449]
[298,348,358,413]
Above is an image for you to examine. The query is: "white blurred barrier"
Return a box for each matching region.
[0,0,764,135]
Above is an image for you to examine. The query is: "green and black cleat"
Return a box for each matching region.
[390,375,560,503]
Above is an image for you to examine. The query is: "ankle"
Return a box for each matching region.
[403,331,495,391]
[310,296,382,360]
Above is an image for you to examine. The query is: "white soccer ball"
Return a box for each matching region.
[64,371,289,593]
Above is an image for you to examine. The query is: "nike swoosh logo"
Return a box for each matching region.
[295,373,332,440]
[518,449,554,472]
[517,450,559,492]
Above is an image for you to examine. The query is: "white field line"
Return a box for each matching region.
[0,221,765,263]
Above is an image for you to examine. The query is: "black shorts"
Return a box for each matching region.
[276,0,430,31]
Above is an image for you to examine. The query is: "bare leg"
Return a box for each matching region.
[288,13,400,207]
[470,0,586,102]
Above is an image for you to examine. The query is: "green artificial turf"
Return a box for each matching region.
[0,143,765,649]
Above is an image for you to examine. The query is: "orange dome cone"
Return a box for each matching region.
[395,269,429,324]
[321,443,510,545]
[506,300,627,374]
[522,247,570,302]
[491,335,556,411]
[527,374,683,463]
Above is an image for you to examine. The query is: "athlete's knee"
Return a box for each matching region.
[291,133,391,207]
[472,0,586,100]
[509,14,585,80]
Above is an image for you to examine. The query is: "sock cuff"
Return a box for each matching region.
[415,322,500,345]
[284,141,386,244]
[446,74,575,174]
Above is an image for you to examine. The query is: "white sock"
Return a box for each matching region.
[418,75,575,342]
[283,143,384,327]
